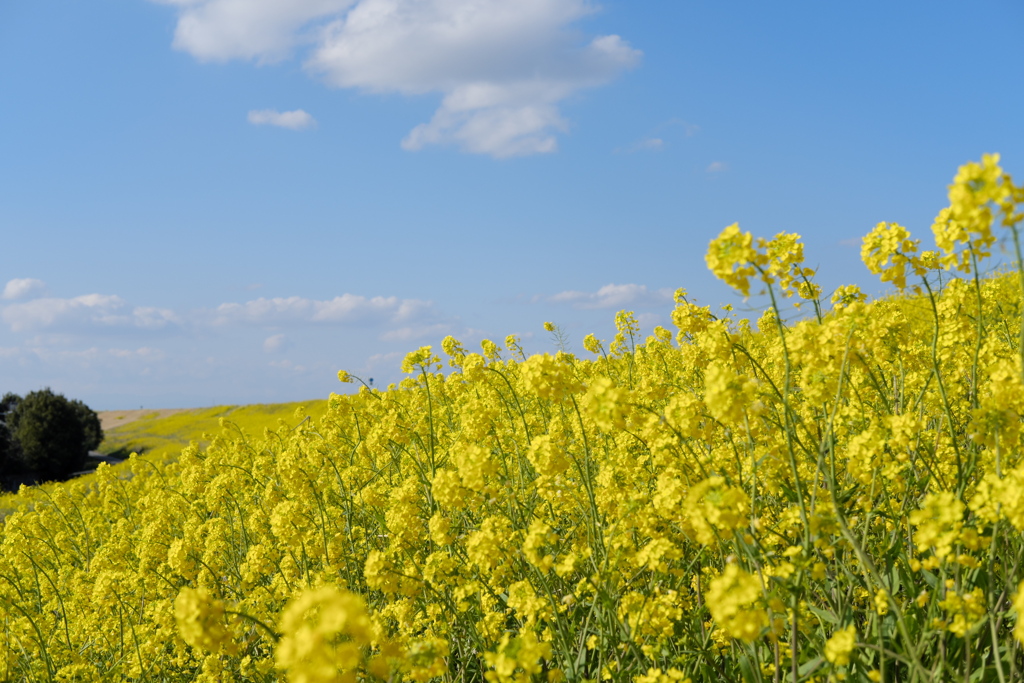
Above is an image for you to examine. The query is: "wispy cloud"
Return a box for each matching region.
[269,359,307,373]
[616,137,663,154]
[247,109,317,130]
[379,323,452,342]
[706,161,728,173]
[153,0,641,157]
[0,283,464,399]
[616,119,698,154]
[108,347,165,360]
[0,344,166,366]
[1,294,180,333]
[366,351,403,367]
[668,118,700,137]
[263,334,289,353]
[542,283,673,310]
[212,294,435,326]
[1,286,442,338]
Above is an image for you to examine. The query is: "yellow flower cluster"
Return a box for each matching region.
[705,564,767,643]
[933,153,1021,272]
[0,155,1021,681]
[824,625,856,667]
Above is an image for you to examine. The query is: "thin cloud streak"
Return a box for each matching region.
[212,294,435,326]
[542,283,674,310]
[247,109,317,130]
[0,287,440,335]
[1,295,180,333]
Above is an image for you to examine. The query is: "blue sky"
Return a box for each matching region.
[1,0,1022,410]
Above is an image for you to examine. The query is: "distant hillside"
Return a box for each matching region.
[98,400,329,463]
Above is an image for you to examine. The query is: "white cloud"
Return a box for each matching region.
[153,0,641,157]
[154,0,355,63]
[3,278,47,301]
[706,161,728,173]
[1,295,180,333]
[213,294,434,326]
[263,333,288,352]
[1,288,439,335]
[402,102,568,157]
[379,323,452,342]
[248,109,317,130]
[545,283,673,310]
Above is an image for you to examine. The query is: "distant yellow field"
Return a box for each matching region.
[0,400,330,517]
[97,400,330,463]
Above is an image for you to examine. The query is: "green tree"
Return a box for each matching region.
[8,389,87,481]
[70,398,103,452]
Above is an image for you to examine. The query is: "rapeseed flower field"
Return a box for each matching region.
[1,155,1023,682]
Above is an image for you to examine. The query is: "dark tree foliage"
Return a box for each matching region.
[0,392,23,474]
[0,393,19,415]
[8,389,88,482]
[70,398,103,452]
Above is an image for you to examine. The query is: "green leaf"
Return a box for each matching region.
[808,605,840,625]
[738,654,760,683]
[798,656,824,677]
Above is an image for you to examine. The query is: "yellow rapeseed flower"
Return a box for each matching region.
[174,587,234,655]
[275,586,378,683]
[824,624,857,666]
[705,564,767,642]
